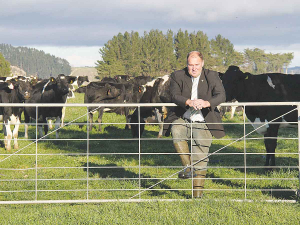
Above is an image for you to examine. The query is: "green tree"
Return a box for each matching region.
[174,29,190,69]
[0,53,11,77]
[211,34,236,72]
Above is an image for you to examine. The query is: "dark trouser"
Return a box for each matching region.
[171,118,212,171]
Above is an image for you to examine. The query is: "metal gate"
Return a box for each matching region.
[0,102,299,204]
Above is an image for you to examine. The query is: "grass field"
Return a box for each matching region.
[0,92,299,224]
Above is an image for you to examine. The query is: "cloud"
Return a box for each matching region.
[2,0,300,67]
[1,0,299,22]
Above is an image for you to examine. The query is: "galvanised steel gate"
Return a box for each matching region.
[0,102,299,204]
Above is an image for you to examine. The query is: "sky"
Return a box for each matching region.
[1,0,300,68]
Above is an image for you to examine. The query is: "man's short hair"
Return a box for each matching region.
[187,51,204,63]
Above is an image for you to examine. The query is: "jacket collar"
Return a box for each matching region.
[184,67,206,90]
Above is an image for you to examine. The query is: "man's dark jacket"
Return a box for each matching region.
[163,67,226,139]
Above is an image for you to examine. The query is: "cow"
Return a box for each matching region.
[101,77,117,83]
[46,75,89,129]
[131,76,152,86]
[114,75,132,83]
[0,78,32,150]
[84,82,126,131]
[24,75,71,139]
[221,65,300,168]
[60,75,88,127]
[71,76,89,87]
[75,86,86,93]
[129,75,171,138]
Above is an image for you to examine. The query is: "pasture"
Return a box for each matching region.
[0,92,299,223]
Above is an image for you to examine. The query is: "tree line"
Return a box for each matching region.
[0,52,11,77]
[96,29,294,78]
[0,44,71,79]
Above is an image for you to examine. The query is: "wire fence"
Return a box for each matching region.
[0,102,299,204]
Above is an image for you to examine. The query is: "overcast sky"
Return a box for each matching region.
[1,0,300,67]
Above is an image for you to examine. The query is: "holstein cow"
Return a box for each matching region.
[114,75,132,83]
[130,75,171,138]
[0,78,32,150]
[84,82,127,131]
[222,65,300,167]
[132,76,153,86]
[59,75,89,127]
[24,75,71,139]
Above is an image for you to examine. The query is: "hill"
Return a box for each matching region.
[70,67,99,81]
[287,66,300,74]
[10,65,26,77]
[0,44,71,79]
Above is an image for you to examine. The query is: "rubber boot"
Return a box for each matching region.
[173,141,191,179]
[193,170,207,198]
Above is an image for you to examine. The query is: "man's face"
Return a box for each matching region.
[187,56,204,78]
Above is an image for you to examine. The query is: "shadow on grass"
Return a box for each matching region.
[21,122,299,200]
[83,162,188,198]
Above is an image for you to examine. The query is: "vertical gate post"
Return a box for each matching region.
[138,106,141,199]
[297,105,300,199]
[243,105,247,200]
[35,106,38,201]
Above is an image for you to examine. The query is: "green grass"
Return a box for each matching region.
[0,93,299,224]
[0,201,300,224]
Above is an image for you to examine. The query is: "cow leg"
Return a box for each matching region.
[61,106,66,127]
[264,123,280,169]
[230,106,236,119]
[48,119,53,129]
[4,121,12,151]
[125,107,131,130]
[154,108,163,138]
[44,119,49,136]
[24,110,30,139]
[55,116,61,139]
[38,118,47,138]
[88,112,93,131]
[98,108,104,132]
[12,117,20,149]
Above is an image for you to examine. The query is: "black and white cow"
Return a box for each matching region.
[84,82,126,131]
[222,65,300,167]
[132,76,153,86]
[114,75,132,83]
[129,75,171,138]
[24,75,71,139]
[101,77,118,83]
[0,78,32,150]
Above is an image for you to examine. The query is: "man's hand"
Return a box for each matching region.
[186,99,210,110]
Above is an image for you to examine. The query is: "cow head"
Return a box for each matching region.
[11,78,32,101]
[222,66,249,102]
[55,75,71,96]
[77,76,89,87]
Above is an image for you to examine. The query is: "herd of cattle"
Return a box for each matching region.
[0,66,299,168]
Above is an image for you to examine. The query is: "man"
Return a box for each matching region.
[168,51,225,198]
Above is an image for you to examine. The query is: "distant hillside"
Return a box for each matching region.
[0,44,71,79]
[287,67,300,74]
[70,67,99,82]
[10,65,26,77]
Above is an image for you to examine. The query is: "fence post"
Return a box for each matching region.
[138,106,141,199]
[35,106,38,201]
[298,105,300,199]
[243,105,247,200]
[86,106,89,200]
